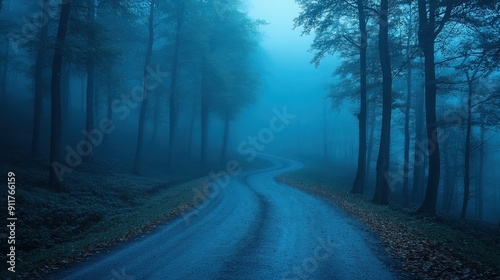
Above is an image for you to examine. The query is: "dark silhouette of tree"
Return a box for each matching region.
[295,0,373,194]
[167,0,185,169]
[416,0,499,216]
[402,1,418,202]
[133,0,156,173]
[411,71,426,203]
[49,0,71,191]
[83,0,98,162]
[373,0,392,205]
[197,0,261,168]
[415,0,454,216]
[455,47,500,219]
[31,0,51,157]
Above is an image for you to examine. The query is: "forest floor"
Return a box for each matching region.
[0,145,268,279]
[277,163,500,280]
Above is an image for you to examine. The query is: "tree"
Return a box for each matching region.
[295,0,374,194]
[210,10,260,164]
[167,0,185,169]
[456,49,500,219]
[83,0,98,162]
[402,1,418,201]
[195,0,261,168]
[372,0,392,205]
[215,67,259,163]
[416,0,499,216]
[352,0,369,195]
[415,0,454,216]
[133,0,156,173]
[411,69,426,203]
[49,0,71,191]
[31,0,51,156]
[457,1,500,219]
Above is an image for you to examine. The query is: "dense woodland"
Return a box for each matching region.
[296,0,500,222]
[0,0,262,186]
[0,0,500,229]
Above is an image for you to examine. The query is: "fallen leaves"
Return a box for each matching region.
[276,174,500,280]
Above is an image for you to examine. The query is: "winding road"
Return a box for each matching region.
[54,155,397,280]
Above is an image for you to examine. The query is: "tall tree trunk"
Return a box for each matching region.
[373,0,392,205]
[416,0,449,216]
[200,68,209,169]
[132,0,155,173]
[83,0,97,162]
[168,1,185,169]
[104,72,113,148]
[411,89,425,203]
[49,0,70,191]
[186,99,197,156]
[417,44,440,215]
[366,104,376,181]
[403,67,412,201]
[442,136,458,213]
[61,61,71,133]
[220,115,230,164]
[31,0,51,156]
[461,77,473,219]
[351,0,368,194]
[151,90,161,146]
[403,3,413,201]
[323,101,328,162]
[442,138,452,213]
[80,77,85,116]
[477,126,484,219]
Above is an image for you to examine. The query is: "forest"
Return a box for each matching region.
[0,0,499,279]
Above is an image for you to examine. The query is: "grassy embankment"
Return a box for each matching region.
[0,149,267,279]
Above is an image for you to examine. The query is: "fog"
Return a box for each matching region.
[0,0,499,278]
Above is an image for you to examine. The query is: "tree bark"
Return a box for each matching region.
[403,68,412,201]
[323,101,328,162]
[200,67,209,169]
[403,3,413,201]
[151,90,161,146]
[49,0,71,191]
[104,72,113,148]
[186,98,197,156]
[31,0,51,157]
[351,0,368,195]
[83,0,97,163]
[441,139,451,212]
[477,126,484,219]
[442,138,454,213]
[61,61,71,133]
[416,0,447,216]
[132,0,155,173]
[373,0,392,205]
[366,104,376,181]
[411,84,425,203]
[461,77,473,219]
[168,1,185,169]
[417,43,441,216]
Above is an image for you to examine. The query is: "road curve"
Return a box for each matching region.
[53,155,397,280]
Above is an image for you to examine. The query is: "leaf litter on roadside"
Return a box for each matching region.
[276,174,500,280]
